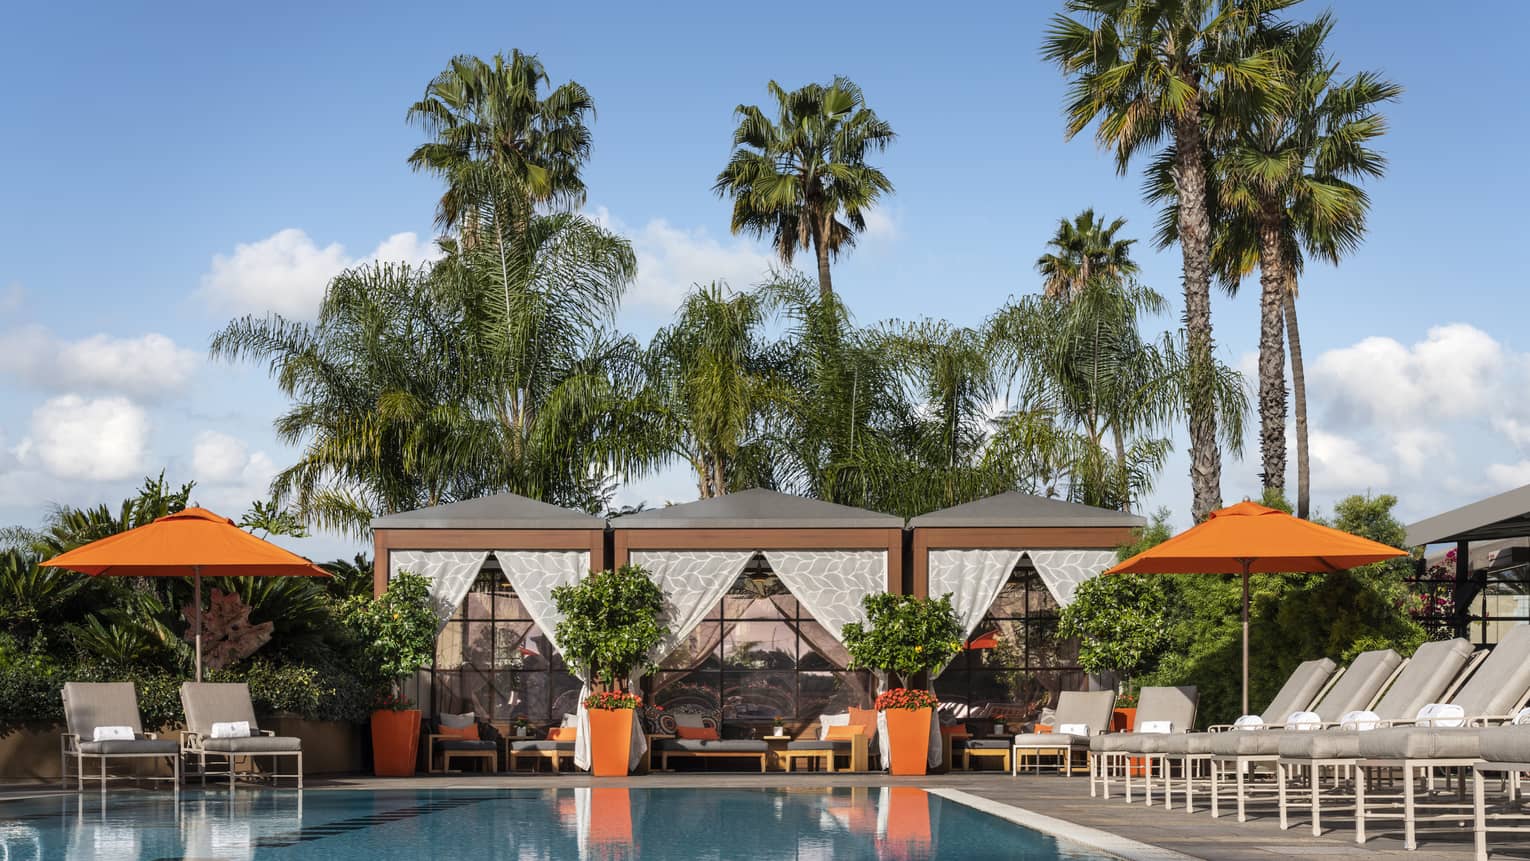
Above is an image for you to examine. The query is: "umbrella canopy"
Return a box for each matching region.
[42,507,330,680]
[1105,501,1407,714]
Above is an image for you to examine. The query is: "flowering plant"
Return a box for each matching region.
[1115,691,1139,709]
[372,690,414,712]
[584,691,643,710]
[875,688,938,711]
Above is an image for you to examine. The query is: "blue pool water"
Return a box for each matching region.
[0,787,1115,860]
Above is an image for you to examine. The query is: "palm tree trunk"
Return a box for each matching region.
[1172,110,1222,522]
[814,215,834,300]
[1255,210,1288,496]
[1284,278,1310,519]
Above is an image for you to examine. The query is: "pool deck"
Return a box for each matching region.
[3,770,1523,860]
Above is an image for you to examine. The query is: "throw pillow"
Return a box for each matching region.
[439,712,476,730]
[437,723,478,742]
[818,712,851,740]
[675,726,719,741]
[847,707,878,739]
[673,713,707,729]
[92,725,135,742]
[548,727,577,741]
[825,725,865,740]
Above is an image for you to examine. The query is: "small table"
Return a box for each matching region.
[442,748,497,773]
[640,734,675,773]
[961,736,1013,772]
[763,735,792,771]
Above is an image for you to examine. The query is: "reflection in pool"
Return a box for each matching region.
[0,786,1115,859]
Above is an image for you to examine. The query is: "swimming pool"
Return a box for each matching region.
[0,786,1117,859]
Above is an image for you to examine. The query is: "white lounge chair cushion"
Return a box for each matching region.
[561,713,578,728]
[91,725,134,742]
[1339,710,1381,731]
[1357,726,1482,759]
[438,712,476,729]
[1233,714,1264,730]
[818,712,850,740]
[1284,711,1322,730]
[1279,729,1364,760]
[1138,720,1172,734]
[1415,703,1465,727]
[1057,723,1088,737]
[210,721,251,739]
[1514,707,1530,726]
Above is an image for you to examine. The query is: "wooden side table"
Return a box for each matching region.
[442,748,497,773]
[763,735,792,771]
[639,734,675,773]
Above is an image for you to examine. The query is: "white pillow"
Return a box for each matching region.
[1514,707,1530,726]
[1233,714,1264,730]
[1416,703,1465,727]
[91,725,134,742]
[818,712,850,740]
[674,713,707,729]
[561,713,579,728]
[210,721,251,739]
[1057,722,1089,737]
[1284,710,1322,731]
[1138,720,1172,734]
[439,712,475,729]
[1339,710,1381,731]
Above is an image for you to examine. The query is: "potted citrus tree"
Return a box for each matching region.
[842,593,962,776]
[341,571,437,777]
[552,565,668,777]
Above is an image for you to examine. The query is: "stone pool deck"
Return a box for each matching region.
[3,770,1525,859]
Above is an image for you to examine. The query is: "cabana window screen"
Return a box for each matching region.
[429,567,582,723]
[648,554,874,728]
[933,561,1084,721]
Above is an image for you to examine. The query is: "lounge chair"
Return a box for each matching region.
[1156,657,1338,813]
[1007,691,1115,776]
[1087,686,1198,802]
[1353,624,1530,850]
[1205,651,1405,821]
[1276,638,1478,836]
[1470,723,1530,861]
[59,682,180,790]
[179,682,303,788]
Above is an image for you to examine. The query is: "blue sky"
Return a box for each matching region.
[2,0,1526,560]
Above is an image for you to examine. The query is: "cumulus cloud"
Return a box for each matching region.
[0,327,199,399]
[859,205,901,242]
[189,430,279,510]
[1313,324,1506,428]
[589,207,774,313]
[1487,460,1530,491]
[197,228,440,319]
[1307,430,1390,493]
[24,395,149,481]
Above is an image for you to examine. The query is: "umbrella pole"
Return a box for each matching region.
[1240,559,1251,716]
[194,566,202,683]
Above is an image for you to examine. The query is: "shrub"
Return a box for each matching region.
[339,570,437,687]
[1058,574,1169,686]
[553,565,668,691]
[841,593,963,689]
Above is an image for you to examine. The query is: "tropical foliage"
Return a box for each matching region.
[842,593,964,690]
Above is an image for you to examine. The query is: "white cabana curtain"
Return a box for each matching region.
[926,549,1024,643]
[388,550,489,633]
[1026,549,1119,606]
[492,550,589,651]
[760,550,887,641]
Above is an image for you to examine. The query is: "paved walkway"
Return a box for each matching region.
[5,770,1526,859]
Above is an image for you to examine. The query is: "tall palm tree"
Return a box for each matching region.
[1044,0,1291,521]
[1036,209,1140,300]
[714,78,895,300]
[407,51,593,243]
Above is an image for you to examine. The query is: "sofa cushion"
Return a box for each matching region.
[432,739,497,753]
[654,739,767,753]
[77,738,178,755]
[1356,726,1483,760]
[786,741,836,751]
[1011,733,1084,748]
[1279,730,1362,760]
[203,735,301,754]
[511,740,574,752]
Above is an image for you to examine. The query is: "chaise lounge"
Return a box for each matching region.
[1088,686,1199,803]
[179,682,303,788]
[60,682,180,790]
[1007,690,1115,776]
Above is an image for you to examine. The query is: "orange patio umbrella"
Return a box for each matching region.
[1105,501,1407,714]
[42,507,330,681]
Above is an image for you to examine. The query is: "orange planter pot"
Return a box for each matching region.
[1110,707,1137,733]
[588,708,634,777]
[884,707,932,776]
[371,709,421,777]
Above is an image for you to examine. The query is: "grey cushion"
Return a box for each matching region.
[1279,730,1363,760]
[433,739,496,753]
[1050,691,1116,736]
[673,713,708,729]
[1373,638,1475,720]
[77,737,178,755]
[1011,733,1086,748]
[1134,686,1198,732]
[180,683,260,738]
[1451,625,1530,718]
[786,741,837,751]
[958,738,1014,750]
[1209,730,1288,757]
[1312,650,1402,721]
[511,740,574,752]
[1163,733,1219,755]
[1357,726,1483,760]
[62,682,145,739]
[654,739,767,753]
[1131,734,1181,754]
[1090,733,1141,753]
[1479,726,1530,763]
[202,735,301,753]
[1262,658,1337,722]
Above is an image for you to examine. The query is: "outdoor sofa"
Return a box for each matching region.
[179,682,303,788]
[655,713,768,772]
[59,682,180,790]
[1004,690,1115,776]
[425,712,501,773]
[1275,637,1478,836]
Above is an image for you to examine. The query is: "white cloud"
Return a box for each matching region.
[1391,428,1450,475]
[191,431,249,482]
[25,395,149,481]
[589,207,774,313]
[1307,430,1389,493]
[1487,460,1530,491]
[859,204,901,242]
[189,430,279,510]
[1312,324,1505,428]
[197,228,439,319]
[0,327,199,399]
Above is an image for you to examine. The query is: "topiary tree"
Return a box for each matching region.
[552,565,668,692]
[340,571,437,700]
[841,593,963,690]
[1058,574,1170,692]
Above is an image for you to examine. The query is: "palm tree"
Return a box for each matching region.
[1044,0,1290,521]
[1036,209,1140,300]
[407,51,593,243]
[714,78,895,300]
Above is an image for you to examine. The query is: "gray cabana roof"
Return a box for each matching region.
[371,493,605,530]
[907,491,1145,528]
[610,488,903,530]
[1406,484,1530,546]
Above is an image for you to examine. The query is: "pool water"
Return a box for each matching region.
[0,787,1116,860]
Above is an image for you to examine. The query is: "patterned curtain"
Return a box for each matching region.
[926,549,1024,642]
[388,550,489,633]
[492,550,590,658]
[1026,549,1120,606]
[631,551,757,663]
[760,550,887,642]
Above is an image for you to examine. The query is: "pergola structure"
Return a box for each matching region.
[1407,484,1530,643]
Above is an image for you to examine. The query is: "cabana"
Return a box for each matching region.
[610,489,904,738]
[1407,483,1530,644]
[908,492,1144,724]
[371,494,607,724]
